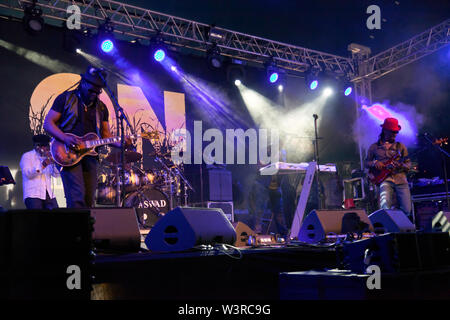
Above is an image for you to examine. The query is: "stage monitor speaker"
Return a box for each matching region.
[298,209,373,243]
[232,221,256,247]
[145,207,236,252]
[368,209,416,234]
[432,211,450,234]
[91,207,141,252]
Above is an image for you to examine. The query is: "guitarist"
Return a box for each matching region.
[365,117,412,221]
[44,66,130,208]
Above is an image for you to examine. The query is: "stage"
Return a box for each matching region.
[91,244,337,300]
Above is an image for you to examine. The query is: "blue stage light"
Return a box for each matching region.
[154,49,166,62]
[344,86,352,96]
[269,72,279,83]
[100,39,114,53]
[310,80,318,90]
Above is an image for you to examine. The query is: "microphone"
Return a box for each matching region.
[313,114,318,119]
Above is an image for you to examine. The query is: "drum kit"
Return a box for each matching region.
[96,131,194,229]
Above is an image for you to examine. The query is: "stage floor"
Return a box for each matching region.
[92,244,337,300]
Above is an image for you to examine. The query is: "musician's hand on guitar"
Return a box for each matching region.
[374,161,385,170]
[64,135,83,151]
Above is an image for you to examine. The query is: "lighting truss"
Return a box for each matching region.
[0,0,355,75]
[355,18,450,81]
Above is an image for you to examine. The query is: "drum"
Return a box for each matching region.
[124,169,141,191]
[142,170,157,185]
[122,187,170,228]
[96,185,117,205]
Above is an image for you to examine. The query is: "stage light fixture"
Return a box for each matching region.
[234,79,242,86]
[154,49,166,62]
[207,45,223,68]
[310,80,319,90]
[278,84,284,92]
[269,72,279,83]
[171,66,177,72]
[344,86,353,96]
[323,87,333,97]
[101,39,114,53]
[22,3,44,34]
[98,18,115,54]
[76,48,82,54]
[150,33,168,63]
[208,26,226,42]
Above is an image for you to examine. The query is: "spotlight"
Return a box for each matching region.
[269,72,279,84]
[98,18,115,54]
[76,48,82,54]
[323,87,333,97]
[101,39,114,53]
[234,79,242,86]
[170,66,177,72]
[278,84,284,92]
[207,45,222,68]
[154,49,166,62]
[306,68,321,91]
[23,4,44,34]
[310,80,319,90]
[344,86,353,96]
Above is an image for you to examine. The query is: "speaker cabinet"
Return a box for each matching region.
[432,211,450,234]
[232,221,256,247]
[298,209,373,243]
[91,207,141,252]
[1,209,92,299]
[145,207,236,252]
[368,209,416,233]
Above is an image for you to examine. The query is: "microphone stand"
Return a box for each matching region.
[313,114,325,209]
[98,72,135,207]
[423,133,450,208]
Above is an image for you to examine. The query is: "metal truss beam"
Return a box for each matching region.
[355,18,450,81]
[0,0,355,75]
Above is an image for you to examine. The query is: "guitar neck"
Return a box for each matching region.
[85,135,137,148]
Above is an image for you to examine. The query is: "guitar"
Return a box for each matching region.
[368,154,407,185]
[50,132,150,167]
[368,137,448,185]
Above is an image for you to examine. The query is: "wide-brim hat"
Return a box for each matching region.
[381,117,401,132]
[80,66,107,87]
[32,134,51,145]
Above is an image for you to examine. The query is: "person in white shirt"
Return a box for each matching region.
[19,134,59,209]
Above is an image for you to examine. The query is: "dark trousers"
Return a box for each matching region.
[60,156,98,208]
[268,188,288,236]
[25,192,59,209]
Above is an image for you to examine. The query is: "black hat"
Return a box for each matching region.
[32,134,51,145]
[80,66,107,87]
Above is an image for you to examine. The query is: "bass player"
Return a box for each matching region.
[365,117,413,221]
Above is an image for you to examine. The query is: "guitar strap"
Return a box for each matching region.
[95,100,101,137]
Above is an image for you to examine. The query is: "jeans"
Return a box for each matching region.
[59,156,98,208]
[25,192,59,209]
[379,181,412,218]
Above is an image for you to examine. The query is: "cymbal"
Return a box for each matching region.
[106,150,142,164]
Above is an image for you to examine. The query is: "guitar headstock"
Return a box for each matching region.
[433,137,448,147]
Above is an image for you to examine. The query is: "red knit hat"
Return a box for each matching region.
[381,117,401,132]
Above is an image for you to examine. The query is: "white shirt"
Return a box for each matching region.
[19,150,59,201]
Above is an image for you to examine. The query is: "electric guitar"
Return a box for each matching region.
[50,132,150,167]
[368,137,448,185]
[368,154,407,185]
